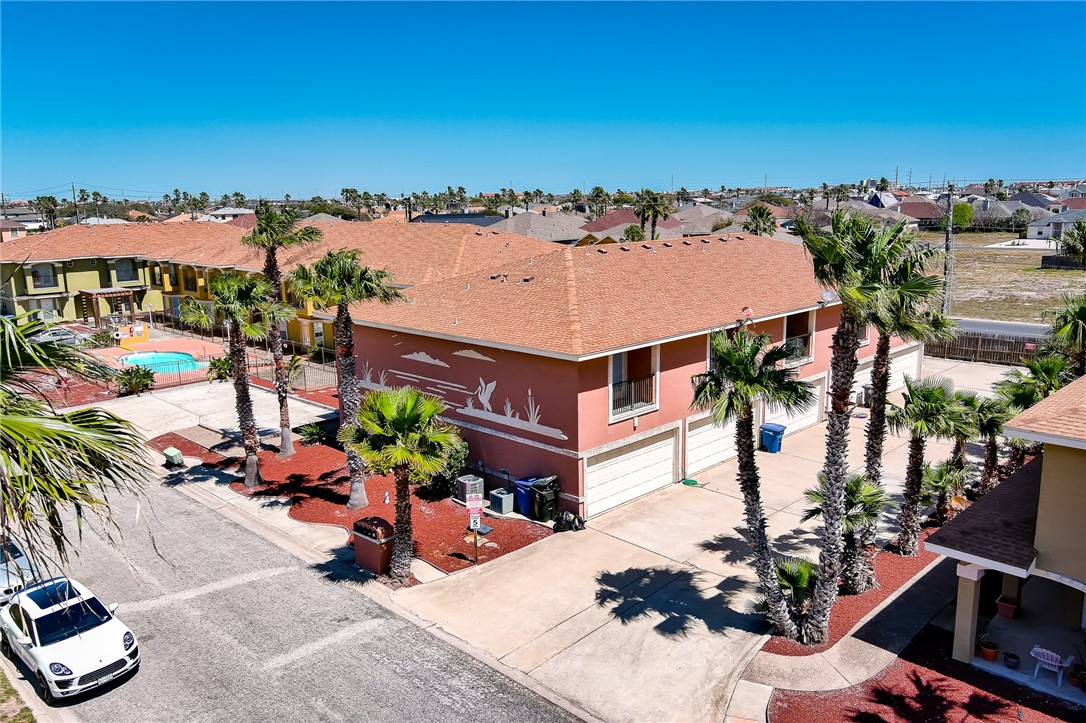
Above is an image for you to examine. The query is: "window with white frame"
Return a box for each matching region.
[115,258,138,282]
[783,311,814,366]
[609,346,658,419]
[30,264,56,288]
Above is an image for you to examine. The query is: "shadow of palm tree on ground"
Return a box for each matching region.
[849,670,1010,722]
[698,524,821,565]
[595,567,768,638]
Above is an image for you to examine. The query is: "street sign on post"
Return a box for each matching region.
[469,514,481,530]
[465,492,484,515]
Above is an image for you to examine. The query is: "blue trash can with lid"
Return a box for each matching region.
[760,423,787,453]
[513,477,538,515]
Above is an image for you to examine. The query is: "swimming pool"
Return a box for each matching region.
[122,351,208,373]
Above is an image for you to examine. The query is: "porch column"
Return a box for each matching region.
[1001,573,1021,602]
[953,563,986,662]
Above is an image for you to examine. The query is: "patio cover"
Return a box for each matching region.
[925,458,1042,577]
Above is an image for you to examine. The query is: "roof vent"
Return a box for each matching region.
[663,242,673,247]
[735,234,745,240]
[641,244,652,250]
[528,258,533,265]
[597,248,608,254]
[519,276,534,283]
[491,230,499,234]
[465,283,470,291]
[718,237,727,241]
[475,230,483,235]
[453,317,458,326]
[700,238,710,243]
[619,246,630,251]
[682,240,692,246]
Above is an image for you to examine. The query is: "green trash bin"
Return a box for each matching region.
[162,447,185,466]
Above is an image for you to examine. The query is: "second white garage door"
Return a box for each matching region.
[584,430,677,518]
[762,377,824,435]
[685,415,736,476]
[889,348,921,392]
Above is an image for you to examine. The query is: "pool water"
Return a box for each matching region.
[122,351,208,373]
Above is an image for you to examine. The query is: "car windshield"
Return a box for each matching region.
[33,597,111,646]
[1,543,23,562]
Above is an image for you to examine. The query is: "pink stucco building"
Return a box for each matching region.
[345,234,921,518]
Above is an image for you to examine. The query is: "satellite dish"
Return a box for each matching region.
[820,290,837,303]
[742,306,754,318]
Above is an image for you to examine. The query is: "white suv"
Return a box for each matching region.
[0,578,140,703]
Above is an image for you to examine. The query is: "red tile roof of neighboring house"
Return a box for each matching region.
[225,214,258,229]
[349,234,826,357]
[0,219,27,229]
[733,203,792,219]
[892,200,944,220]
[1004,375,1086,448]
[580,209,680,233]
[1058,197,1086,210]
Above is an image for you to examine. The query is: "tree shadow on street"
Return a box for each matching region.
[595,567,768,638]
[698,523,820,565]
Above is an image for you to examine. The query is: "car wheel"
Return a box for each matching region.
[36,672,55,706]
[0,633,11,660]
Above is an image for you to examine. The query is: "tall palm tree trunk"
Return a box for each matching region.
[650,217,658,241]
[735,411,799,639]
[803,311,862,643]
[840,531,869,595]
[390,466,414,582]
[978,435,999,494]
[898,435,926,556]
[229,332,262,487]
[950,437,966,471]
[863,333,893,487]
[262,259,294,459]
[335,306,369,510]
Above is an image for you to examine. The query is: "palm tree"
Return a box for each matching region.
[0,315,149,569]
[587,186,611,219]
[863,238,952,488]
[801,473,891,595]
[181,273,291,487]
[974,396,1018,494]
[1045,293,1086,377]
[947,391,981,471]
[290,251,405,509]
[1055,219,1086,271]
[242,202,321,458]
[994,354,1070,408]
[341,188,362,220]
[741,203,777,237]
[791,210,883,642]
[634,190,671,240]
[887,377,967,556]
[340,388,460,583]
[691,330,815,640]
[921,461,968,526]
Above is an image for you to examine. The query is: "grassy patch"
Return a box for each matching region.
[0,667,33,723]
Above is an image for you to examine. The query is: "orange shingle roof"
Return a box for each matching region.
[1005,375,1086,448]
[350,234,825,357]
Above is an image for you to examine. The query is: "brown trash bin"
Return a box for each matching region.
[352,517,395,575]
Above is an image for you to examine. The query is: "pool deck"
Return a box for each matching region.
[94,338,224,368]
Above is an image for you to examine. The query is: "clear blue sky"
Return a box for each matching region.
[3,1,1084,200]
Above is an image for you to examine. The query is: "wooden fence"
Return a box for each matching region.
[925,332,1042,366]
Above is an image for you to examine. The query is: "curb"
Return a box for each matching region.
[172,481,599,722]
[0,653,79,723]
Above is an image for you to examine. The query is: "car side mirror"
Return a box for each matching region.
[108,603,119,614]
[14,633,31,647]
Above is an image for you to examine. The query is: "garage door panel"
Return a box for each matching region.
[889,349,920,392]
[585,431,676,518]
[685,416,736,475]
[763,378,823,435]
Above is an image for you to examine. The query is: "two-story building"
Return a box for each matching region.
[340,234,920,518]
[926,376,1086,676]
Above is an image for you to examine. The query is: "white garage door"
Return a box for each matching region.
[889,349,921,392]
[685,415,736,476]
[762,378,823,435]
[585,430,676,518]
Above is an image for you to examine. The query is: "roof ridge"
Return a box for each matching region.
[450,226,469,276]
[563,246,582,355]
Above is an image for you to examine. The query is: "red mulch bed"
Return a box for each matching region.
[763,528,941,656]
[22,371,118,409]
[770,625,1083,722]
[216,443,551,573]
[148,433,231,466]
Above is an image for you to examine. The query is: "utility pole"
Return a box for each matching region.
[894,166,899,189]
[907,169,912,189]
[1,193,6,220]
[943,183,955,316]
[763,173,767,193]
[72,183,80,224]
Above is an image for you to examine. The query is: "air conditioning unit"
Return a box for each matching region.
[455,474,483,503]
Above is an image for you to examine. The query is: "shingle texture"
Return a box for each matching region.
[1004,375,1086,445]
[926,458,1041,572]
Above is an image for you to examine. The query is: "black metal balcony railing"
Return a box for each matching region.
[783,334,812,367]
[611,374,656,416]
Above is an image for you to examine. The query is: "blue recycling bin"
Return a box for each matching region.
[513,477,538,516]
[760,423,787,453]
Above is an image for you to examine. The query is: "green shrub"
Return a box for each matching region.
[88,328,116,348]
[298,422,326,446]
[207,357,232,382]
[117,366,155,396]
[420,438,470,499]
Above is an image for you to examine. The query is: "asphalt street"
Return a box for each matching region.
[952,317,1048,338]
[15,476,576,723]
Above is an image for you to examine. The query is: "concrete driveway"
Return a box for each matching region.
[70,383,338,441]
[394,413,958,721]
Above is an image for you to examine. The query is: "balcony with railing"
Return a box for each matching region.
[611,374,656,417]
[783,334,812,368]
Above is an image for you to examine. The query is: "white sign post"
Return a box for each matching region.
[466,493,484,564]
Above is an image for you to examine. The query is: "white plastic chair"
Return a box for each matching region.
[1030,646,1074,686]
